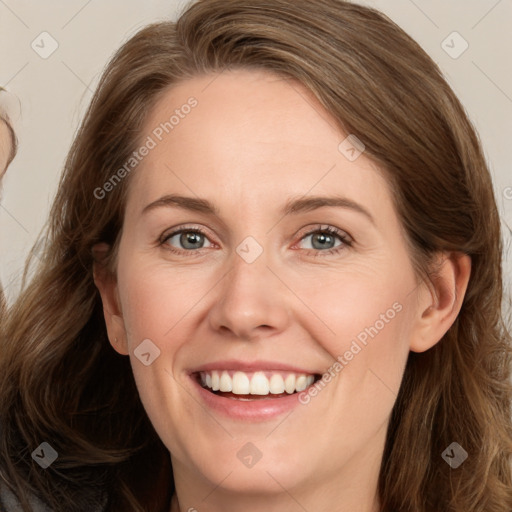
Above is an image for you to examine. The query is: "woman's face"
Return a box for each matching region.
[102,69,431,506]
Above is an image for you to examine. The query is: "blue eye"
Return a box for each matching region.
[299,226,353,256]
[159,224,351,257]
[162,229,213,251]
[300,231,341,250]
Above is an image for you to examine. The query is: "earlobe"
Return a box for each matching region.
[107,314,129,355]
[409,252,471,353]
[92,243,129,356]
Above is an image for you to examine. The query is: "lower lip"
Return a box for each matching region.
[190,375,303,421]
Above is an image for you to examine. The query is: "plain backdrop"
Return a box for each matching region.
[0,0,511,306]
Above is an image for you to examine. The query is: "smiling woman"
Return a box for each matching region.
[1,1,511,512]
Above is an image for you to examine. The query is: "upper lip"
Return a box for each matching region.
[189,359,318,375]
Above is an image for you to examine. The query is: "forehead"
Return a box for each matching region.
[126,69,393,217]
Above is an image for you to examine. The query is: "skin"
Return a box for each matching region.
[0,120,12,180]
[95,69,471,512]
[0,119,13,311]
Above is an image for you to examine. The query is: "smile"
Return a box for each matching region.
[198,370,317,398]
[189,361,323,420]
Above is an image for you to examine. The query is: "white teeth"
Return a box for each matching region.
[269,374,285,394]
[295,375,307,392]
[199,370,316,396]
[284,374,296,394]
[219,371,232,392]
[232,371,250,394]
[211,371,220,391]
[250,372,270,395]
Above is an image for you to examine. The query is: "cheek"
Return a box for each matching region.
[114,258,214,405]
[115,261,195,448]
[116,258,211,344]
[292,259,416,412]
[297,266,413,354]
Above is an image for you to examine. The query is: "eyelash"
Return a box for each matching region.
[296,225,353,257]
[159,224,353,257]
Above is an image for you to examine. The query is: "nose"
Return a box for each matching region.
[208,247,291,341]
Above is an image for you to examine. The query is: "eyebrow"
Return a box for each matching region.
[142,194,375,224]
[281,195,375,224]
[142,195,219,216]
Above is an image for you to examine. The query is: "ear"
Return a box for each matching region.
[409,251,471,353]
[92,243,129,355]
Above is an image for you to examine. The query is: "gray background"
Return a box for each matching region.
[0,0,511,305]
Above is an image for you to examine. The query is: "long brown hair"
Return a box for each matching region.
[1,1,511,511]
